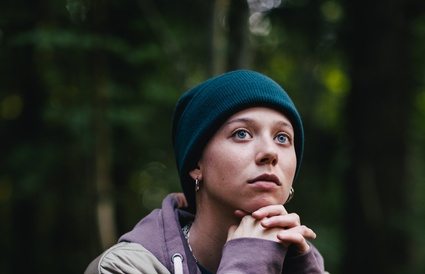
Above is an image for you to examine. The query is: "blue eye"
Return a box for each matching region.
[275,134,288,143]
[235,130,249,139]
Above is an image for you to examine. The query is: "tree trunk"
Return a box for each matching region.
[342,0,416,272]
[208,0,229,77]
[226,0,250,71]
[92,0,117,250]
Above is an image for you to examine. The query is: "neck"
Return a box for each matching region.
[188,199,239,273]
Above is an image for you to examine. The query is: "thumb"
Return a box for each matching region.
[227,225,238,241]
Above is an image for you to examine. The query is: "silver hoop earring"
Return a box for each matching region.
[195,178,200,192]
[285,187,294,204]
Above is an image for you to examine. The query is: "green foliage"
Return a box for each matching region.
[1,0,425,273]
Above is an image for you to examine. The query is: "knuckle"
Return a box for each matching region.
[288,213,301,225]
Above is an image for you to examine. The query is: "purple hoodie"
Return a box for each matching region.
[117,194,325,274]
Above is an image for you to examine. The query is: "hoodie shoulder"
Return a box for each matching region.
[84,242,171,274]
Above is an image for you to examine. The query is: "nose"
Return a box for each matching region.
[255,138,278,166]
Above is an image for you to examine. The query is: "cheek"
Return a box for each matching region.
[285,153,298,178]
[277,150,297,176]
[201,145,244,181]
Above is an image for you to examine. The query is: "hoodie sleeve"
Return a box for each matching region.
[282,243,325,274]
[217,238,286,274]
[217,238,325,274]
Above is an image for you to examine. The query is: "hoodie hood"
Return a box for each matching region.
[119,194,198,273]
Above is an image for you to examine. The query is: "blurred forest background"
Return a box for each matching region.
[1,0,425,273]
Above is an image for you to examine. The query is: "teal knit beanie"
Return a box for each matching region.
[172,70,303,213]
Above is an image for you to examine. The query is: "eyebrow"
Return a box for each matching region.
[225,117,293,130]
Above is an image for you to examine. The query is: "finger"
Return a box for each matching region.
[226,225,238,241]
[277,232,313,254]
[234,209,249,218]
[228,215,281,242]
[277,226,316,254]
[170,193,188,208]
[278,225,317,240]
[252,205,288,219]
[261,213,301,228]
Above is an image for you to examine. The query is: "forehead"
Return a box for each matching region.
[225,107,293,127]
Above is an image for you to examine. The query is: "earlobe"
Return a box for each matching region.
[189,165,202,181]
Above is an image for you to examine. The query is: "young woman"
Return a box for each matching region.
[85,70,325,274]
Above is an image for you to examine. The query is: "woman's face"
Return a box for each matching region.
[190,107,297,214]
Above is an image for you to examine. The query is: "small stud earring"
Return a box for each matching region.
[285,187,294,204]
[195,178,200,192]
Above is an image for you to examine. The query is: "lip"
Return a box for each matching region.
[248,174,281,186]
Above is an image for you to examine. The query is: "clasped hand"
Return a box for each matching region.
[227,205,316,254]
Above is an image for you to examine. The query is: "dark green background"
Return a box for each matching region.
[1,0,425,273]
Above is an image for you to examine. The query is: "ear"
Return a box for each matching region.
[189,165,202,181]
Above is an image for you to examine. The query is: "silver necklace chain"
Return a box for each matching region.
[182,221,198,263]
